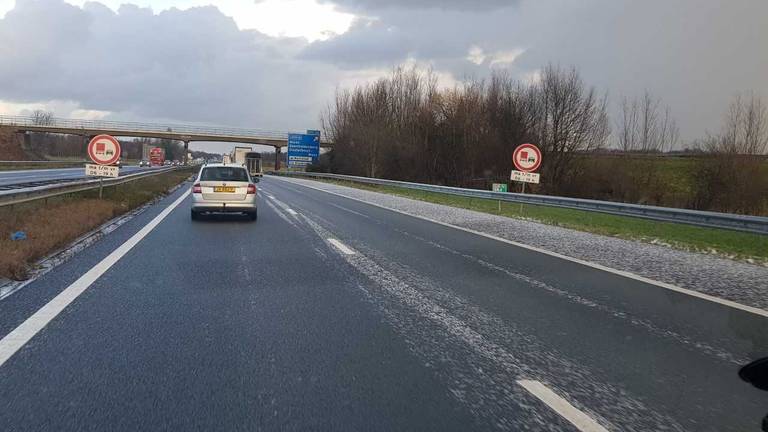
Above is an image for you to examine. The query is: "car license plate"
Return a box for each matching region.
[214,186,236,193]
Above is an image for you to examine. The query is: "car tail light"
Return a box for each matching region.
[192,183,202,193]
[247,184,256,194]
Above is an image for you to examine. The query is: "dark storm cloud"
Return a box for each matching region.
[319,0,517,12]
[300,19,412,67]
[0,0,335,129]
[299,8,495,68]
[306,0,768,139]
[0,0,766,141]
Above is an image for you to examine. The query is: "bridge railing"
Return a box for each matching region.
[0,115,295,140]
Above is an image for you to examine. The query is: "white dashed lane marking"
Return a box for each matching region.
[327,238,356,255]
[518,380,610,432]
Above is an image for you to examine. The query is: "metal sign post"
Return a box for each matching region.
[491,183,508,212]
[86,135,122,199]
[511,143,543,215]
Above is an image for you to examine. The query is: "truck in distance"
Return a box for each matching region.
[231,146,252,166]
[149,147,165,166]
[245,152,263,177]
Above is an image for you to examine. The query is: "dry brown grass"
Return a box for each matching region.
[0,200,115,279]
[0,168,194,280]
[0,128,28,160]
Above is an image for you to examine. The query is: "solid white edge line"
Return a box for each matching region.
[0,189,191,368]
[328,238,356,255]
[517,380,609,432]
[270,176,768,318]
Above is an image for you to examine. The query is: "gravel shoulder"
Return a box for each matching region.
[276,176,768,312]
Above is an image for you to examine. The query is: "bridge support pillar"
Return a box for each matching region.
[82,135,90,153]
[183,141,189,165]
[274,146,282,171]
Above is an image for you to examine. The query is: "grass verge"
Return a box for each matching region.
[316,178,768,264]
[0,168,194,280]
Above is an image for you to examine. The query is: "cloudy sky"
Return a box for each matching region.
[0,0,766,152]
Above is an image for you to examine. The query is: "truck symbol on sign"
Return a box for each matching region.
[519,151,535,163]
[96,142,106,153]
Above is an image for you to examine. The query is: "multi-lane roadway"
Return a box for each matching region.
[0,165,153,188]
[0,176,766,431]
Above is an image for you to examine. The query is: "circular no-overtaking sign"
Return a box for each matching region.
[512,143,542,172]
[87,135,122,165]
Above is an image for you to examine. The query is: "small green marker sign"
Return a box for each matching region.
[492,183,508,192]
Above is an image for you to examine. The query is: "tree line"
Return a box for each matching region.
[316,66,768,215]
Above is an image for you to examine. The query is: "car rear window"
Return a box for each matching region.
[200,167,249,182]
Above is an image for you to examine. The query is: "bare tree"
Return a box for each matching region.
[615,91,679,153]
[321,65,610,190]
[692,93,768,214]
[525,65,610,191]
[31,109,54,126]
[706,93,768,155]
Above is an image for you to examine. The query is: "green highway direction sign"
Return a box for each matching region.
[492,183,508,192]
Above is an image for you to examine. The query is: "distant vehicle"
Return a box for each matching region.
[231,146,252,166]
[149,147,165,166]
[139,159,150,167]
[114,158,123,168]
[164,160,172,166]
[191,164,257,221]
[222,154,232,164]
[245,152,263,177]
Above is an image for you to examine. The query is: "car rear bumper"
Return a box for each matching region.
[191,196,256,213]
[192,203,256,213]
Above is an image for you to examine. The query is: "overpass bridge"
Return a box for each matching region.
[0,115,332,168]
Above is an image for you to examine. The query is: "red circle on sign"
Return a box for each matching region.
[87,135,121,165]
[512,143,542,172]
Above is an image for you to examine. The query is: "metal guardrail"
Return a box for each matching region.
[0,160,87,164]
[273,172,768,235]
[0,167,193,207]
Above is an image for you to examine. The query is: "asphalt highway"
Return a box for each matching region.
[0,176,766,431]
[0,165,153,187]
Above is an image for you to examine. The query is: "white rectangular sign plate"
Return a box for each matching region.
[510,170,540,184]
[85,164,119,178]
